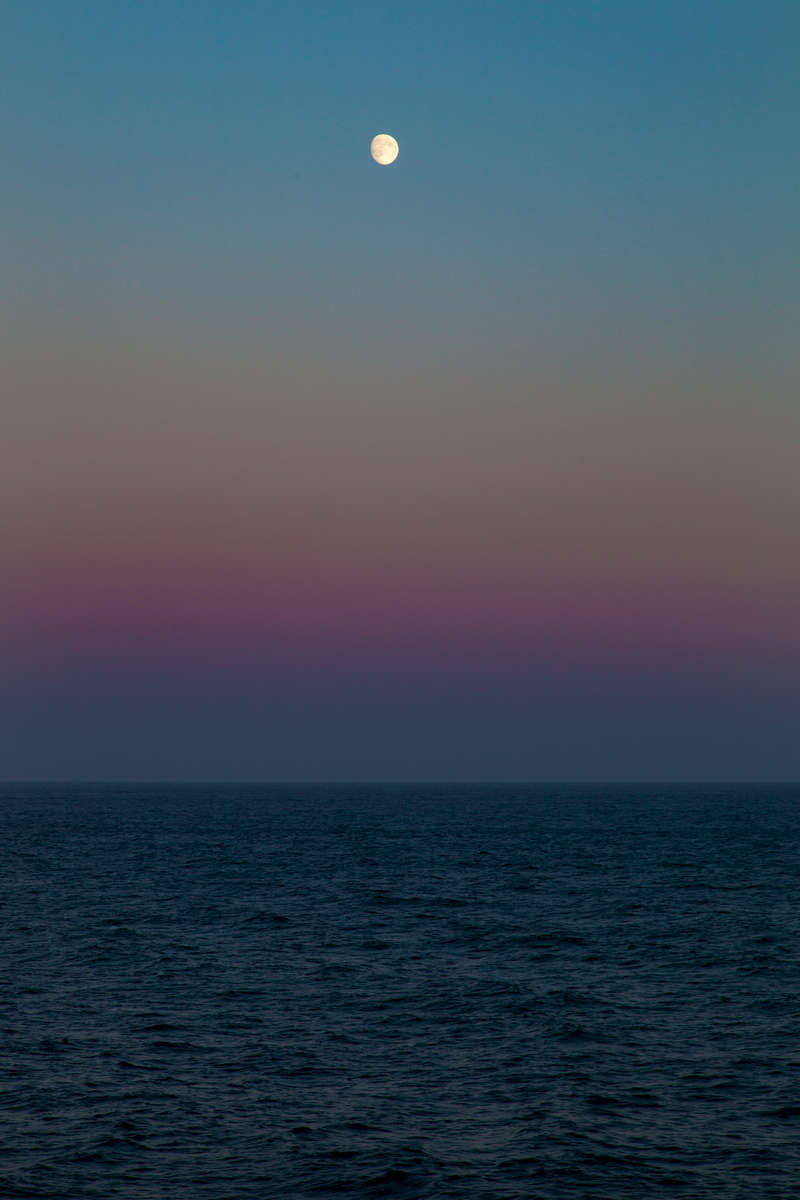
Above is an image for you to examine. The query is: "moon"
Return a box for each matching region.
[370,133,399,166]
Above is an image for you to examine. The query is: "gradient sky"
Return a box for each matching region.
[2,0,799,780]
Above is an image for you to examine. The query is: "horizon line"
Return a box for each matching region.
[2,779,798,788]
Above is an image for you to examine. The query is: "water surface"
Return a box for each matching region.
[2,782,798,1198]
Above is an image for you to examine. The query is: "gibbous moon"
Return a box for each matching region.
[370,133,399,165]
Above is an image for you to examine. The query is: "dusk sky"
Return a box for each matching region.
[3,0,798,780]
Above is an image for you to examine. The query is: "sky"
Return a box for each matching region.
[2,0,799,781]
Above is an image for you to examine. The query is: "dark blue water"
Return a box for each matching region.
[2,783,799,1198]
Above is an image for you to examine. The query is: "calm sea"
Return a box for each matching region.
[2,783,799,1198]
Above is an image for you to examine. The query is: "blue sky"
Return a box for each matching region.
[4,0,797,337]
[3,1,799,779]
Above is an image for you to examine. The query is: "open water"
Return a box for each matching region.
[1,782,799,1198]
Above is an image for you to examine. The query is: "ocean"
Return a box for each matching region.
[1,782,798,1198]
